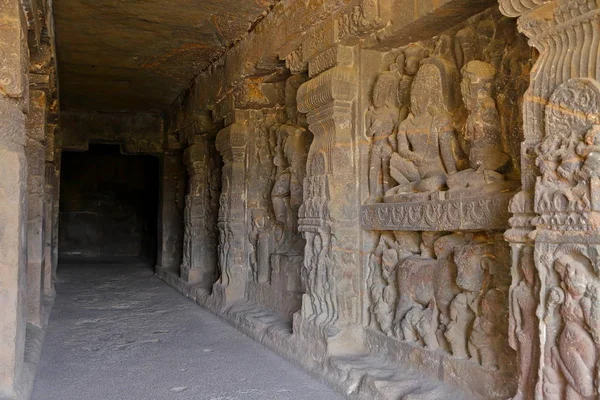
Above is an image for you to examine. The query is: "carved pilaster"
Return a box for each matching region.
[499,1,600,398]
[157,152,185,271]
[214,116,250,308]
[295,44,362,354]
[25,89,48,328]
[0,1,29,397]
[181,137,220,287]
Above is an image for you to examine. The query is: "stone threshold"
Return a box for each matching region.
[1,294,55,400]
[156,268,476,400]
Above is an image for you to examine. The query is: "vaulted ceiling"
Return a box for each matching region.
[54,0,277,112]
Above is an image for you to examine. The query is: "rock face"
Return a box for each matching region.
[53,0,279,111]
[6,0,600,399]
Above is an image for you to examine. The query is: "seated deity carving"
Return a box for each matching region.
[367,44,431,203]
[376,50,518,204]
[386,58,459,201]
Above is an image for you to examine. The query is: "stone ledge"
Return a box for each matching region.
[156,268,476,400]
[364,329,516,399]
[360,192,514,232]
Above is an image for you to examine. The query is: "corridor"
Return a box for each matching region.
[32,262,343,400]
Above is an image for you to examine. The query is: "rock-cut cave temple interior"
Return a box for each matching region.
[4,0,600,399]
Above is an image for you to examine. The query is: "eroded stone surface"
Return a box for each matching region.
[53,0,279,111]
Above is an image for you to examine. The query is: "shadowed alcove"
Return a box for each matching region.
[58,143,159,264]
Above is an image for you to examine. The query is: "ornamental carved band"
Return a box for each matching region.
[360,193,512,231]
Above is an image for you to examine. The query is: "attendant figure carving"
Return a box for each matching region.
[545,254,600,400]
[248,210,271,284]
[448,60,511,190]
[509,247,538,400]
[366,68,400,202]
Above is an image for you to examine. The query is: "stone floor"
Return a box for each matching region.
[32,261,344,400]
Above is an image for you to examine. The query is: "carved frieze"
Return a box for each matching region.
[361,192,513,231]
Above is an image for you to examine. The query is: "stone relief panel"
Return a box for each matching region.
[361,9,532,398]
[362,9,534,229]
[245,75,313,320]
[367,231,512,368]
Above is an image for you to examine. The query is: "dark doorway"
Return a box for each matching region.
[58,144,159,265]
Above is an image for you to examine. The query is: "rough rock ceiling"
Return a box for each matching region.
[54,0,277,112]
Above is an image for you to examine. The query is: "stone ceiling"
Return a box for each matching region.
[54,0,277,112]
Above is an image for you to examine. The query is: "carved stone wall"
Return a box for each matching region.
[152,0,600,398]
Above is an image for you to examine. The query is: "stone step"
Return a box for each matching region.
[328,354,475,400]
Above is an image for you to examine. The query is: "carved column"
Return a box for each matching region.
[214,115,249,309]
[156,152,185,272]
[296,43,362,354]
[25,89,47,327]
[43,124,58,296]
[213,114,251,308]
[499,1,600,399]
[0,0,29,396]
[181,139,216,286]
[50,147,61,286]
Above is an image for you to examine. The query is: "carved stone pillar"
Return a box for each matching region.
[296,44,362,354]
[157,152,185,272]
[43,125,58,296]
[181,139,216,286]
[25,89,47,328]
[214,116,249,309]
[0,0,29,396]
[499,1,600,398]
[50,147,61,286]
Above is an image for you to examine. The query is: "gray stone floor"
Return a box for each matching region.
[32,261,344,400]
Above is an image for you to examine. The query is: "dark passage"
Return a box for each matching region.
[58,144,159,264]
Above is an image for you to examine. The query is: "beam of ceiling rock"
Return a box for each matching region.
[54,0,497,114]
[167,0,497,133]
[53,0,279,112]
